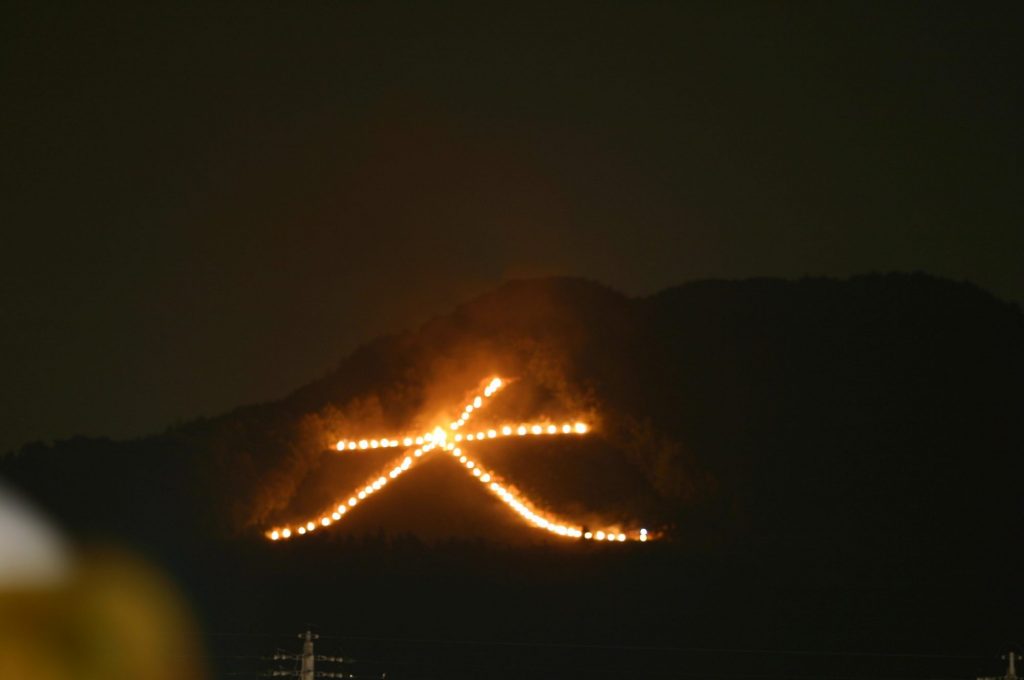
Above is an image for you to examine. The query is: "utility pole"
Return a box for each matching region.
[300,630,315,680]
[268,630,357,679]
[978,651,1020,680]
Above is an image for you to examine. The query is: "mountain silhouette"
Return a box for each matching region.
[3,273,1022,678]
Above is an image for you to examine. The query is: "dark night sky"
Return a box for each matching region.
[1,2,1020,454]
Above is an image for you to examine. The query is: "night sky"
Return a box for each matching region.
[2,2,1021,454]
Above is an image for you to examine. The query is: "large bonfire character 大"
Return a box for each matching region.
[265,377,652,544]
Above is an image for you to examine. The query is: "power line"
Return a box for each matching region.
[206,630,992,659]
[310,633,991,660]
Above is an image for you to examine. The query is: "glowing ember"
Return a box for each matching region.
[265,376,652,542]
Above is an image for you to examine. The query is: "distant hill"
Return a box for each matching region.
[3,273,1022,678]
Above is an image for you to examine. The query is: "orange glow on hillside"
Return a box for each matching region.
[266,376,653,543]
